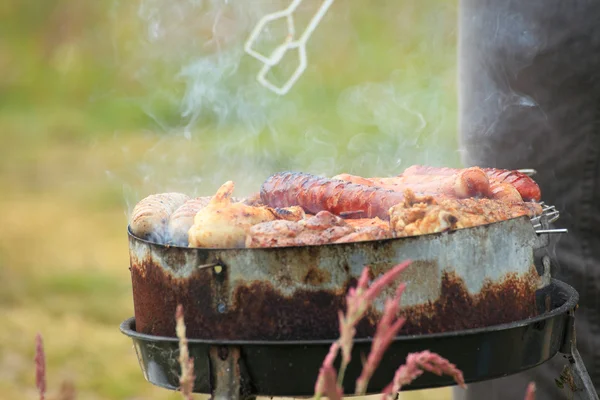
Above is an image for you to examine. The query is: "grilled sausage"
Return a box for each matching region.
[402,165,541,202]
[483,168,542,202]
[333,167,491,199]
[130,192,190,243]
[488,182,523,202]
[260,172,406,220]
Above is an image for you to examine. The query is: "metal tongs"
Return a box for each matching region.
[244,0,335,95]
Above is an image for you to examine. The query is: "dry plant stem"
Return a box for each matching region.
[337,260,412,386]
[176,304,195,400]
[524,382,536,400]
[35,333,46,400]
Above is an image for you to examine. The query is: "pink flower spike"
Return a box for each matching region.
[355,281,408,395]
[318,366,343,400]
[315,342,341,397]
[35,334,46,400]
[414,351,465,388]
[324,342,340,368]
[395,282,407,299]
[390,360,425,394]
[524,382,536,400]
[384,351,465,397]
[338,311,354,366]
[364,260,412,304]
[356,267,371,292]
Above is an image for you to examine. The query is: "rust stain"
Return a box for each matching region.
[399,269,538,334]
[303,265,329,285]
[131,256,539,340]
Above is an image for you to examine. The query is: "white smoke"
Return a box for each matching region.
[107,0,461,216]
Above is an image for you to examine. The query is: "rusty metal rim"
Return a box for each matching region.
[120,278,578,345]
[127,214,534,251]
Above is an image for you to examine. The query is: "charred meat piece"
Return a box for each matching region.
[130,192,190,244]
[333,166,491,199]
[269,206,306,222]
[390,189,543,237]
[260,172,406,220]
[246,211,393,248]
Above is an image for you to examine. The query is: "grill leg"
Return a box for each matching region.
[558,311,599,399]
[209,346,256,400]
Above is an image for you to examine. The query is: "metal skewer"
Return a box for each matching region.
[518,169,537,176]
[536,229,568,235]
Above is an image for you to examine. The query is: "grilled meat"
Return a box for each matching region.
[345,217,390,231]
[167,196,212,246]
[132,164,546,248]
[333,166,491,199]
[260,172,406,220]
[390,190,543,237]
[188,181,276,248]
[130,192,190,243]
[483,168,542,202]
[269,206,306,222]
[488,182,523,202]
[246,211,393,248]
[402,165,541,202]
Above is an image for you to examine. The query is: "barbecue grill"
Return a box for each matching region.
[120,279,591,399]
[120,191,599,399]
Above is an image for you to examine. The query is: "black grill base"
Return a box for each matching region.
[120,279,597,399]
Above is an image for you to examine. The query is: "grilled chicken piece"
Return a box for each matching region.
[130,192,190,244]
[168,194,250,246]
[188,181,277,248]
[246,211,393,248]
[390,190,543,237]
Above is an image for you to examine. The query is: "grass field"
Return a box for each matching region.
[1,1,460,399]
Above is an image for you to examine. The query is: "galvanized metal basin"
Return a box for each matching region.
[128,215,547,340]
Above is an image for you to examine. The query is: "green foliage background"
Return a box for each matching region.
[0,1,459,399]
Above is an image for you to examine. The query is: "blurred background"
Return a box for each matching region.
[0,0,460,399]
